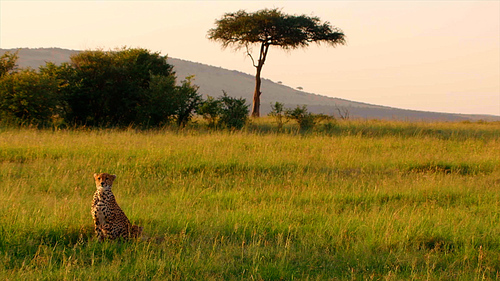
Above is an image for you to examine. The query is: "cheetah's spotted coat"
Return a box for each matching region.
[91,173,142,241]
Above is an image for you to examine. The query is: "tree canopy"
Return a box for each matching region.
[208,8,346,117]
[208,8,345,50]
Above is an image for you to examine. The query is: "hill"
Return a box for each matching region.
[1,47,498,121]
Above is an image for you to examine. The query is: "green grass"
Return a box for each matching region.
[0,120,499,280]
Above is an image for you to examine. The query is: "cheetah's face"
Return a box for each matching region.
[94,173,116,191]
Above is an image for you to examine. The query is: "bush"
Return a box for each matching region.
[0,51,18,77]
[197,95,221,128]
[0,48,203,128]
[0,69,61,126]
[173,76,202,127]
[108,72,202,128]
[138,73,178,127]
[62,48,177,127]
[269,102,287,130]
[197,92,249,130]
[218,91,249,130]
[285,105,316,131]
[34,47,201,128]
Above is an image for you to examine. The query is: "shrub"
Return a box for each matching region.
[197,95,221,128]
[198,92,249,130]
[62,48,176,127]
[0,51,18,77]
[0,69,61,126]
[218,91,249,130]
[173,76,202,127]
[0,48,202,128]
[138,74,178,127]
[269,102,287,130]
[34,47,201,128]
[285,105,316,131]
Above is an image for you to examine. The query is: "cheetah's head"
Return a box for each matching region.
[93,173,116,191]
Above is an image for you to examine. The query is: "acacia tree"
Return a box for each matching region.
[208,8,346,117]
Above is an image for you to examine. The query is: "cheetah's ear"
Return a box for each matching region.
[111,174,117,181]
[93,173,98,179]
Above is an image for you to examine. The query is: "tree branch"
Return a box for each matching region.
[261,43,270,64]
[245,44,258,68]
[258,42,269,67]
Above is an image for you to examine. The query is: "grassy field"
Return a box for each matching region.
[0,119,499,280]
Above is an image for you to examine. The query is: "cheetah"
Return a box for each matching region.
[91,173,142,241]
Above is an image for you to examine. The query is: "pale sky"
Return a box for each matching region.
[1,1,499,116]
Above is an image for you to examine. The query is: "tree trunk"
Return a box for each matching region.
[250,43,269,118]
[251,65,262,117]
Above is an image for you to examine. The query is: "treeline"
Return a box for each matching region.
[0,47,339,131]
[0,48,249,129]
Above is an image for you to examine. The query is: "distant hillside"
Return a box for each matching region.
[2,47,499,121]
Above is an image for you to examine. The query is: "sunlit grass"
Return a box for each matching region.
[0,120,499,279]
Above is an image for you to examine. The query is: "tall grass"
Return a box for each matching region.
[0,120,499,280]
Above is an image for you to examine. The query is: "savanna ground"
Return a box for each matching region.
[0,119,499,280]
